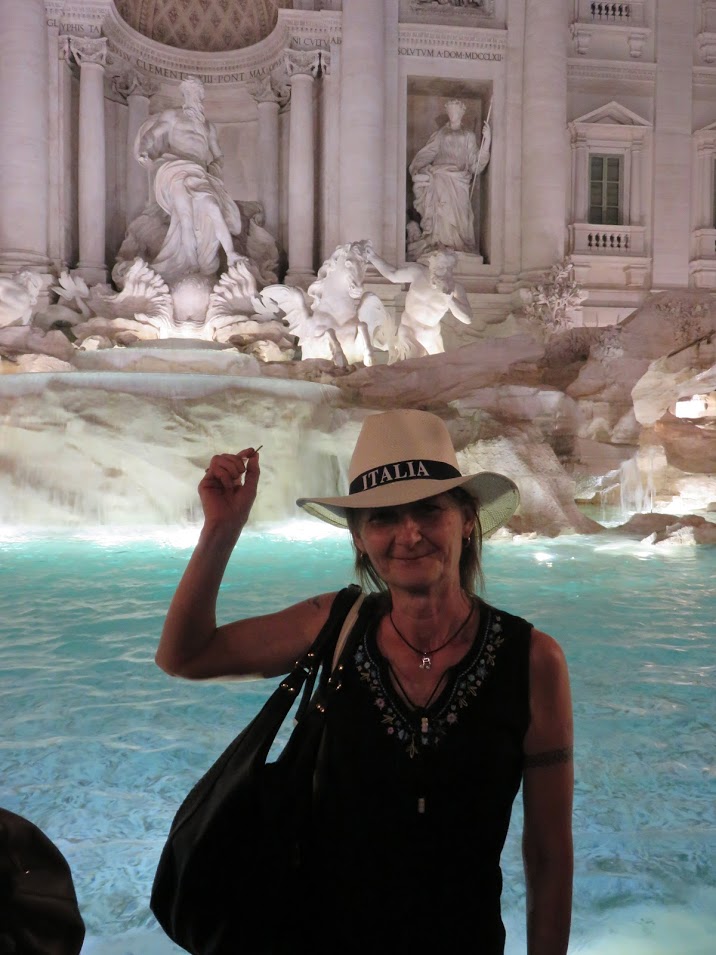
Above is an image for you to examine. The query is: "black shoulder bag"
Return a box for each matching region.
[0,807,86,955]
[150,585,367,955]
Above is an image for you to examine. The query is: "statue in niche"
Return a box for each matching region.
[408,98,491,258]
[256,240,391,367]
[133,74,243,284]
[366,246,483,359]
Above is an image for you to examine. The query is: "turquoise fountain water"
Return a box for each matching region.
[1,526,715,954]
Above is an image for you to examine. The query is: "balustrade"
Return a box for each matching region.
[569,222,646,256]
[590,3,631,20]
[576,0,644,26]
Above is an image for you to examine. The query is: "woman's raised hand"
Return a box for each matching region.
[198,448,261,530]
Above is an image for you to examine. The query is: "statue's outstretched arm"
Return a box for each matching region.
[367,248,421,285]
[135,114,168,165]
[448,283,474,325]
[207,122,224,174]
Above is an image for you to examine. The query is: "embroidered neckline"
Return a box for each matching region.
[353,602,507,758]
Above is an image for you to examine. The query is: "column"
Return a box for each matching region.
[115,72,157,226]
[320,44,341,260]
[250,77,282,239]
[520,0,569,276]
[572,133,589,223]
[0,0,50,273]
[629,137,643,227]
[47,30,73,270]
[338,0,386,248]
[285,50,320,286]
[70,37,108,285]
[697,143,715,230]
[382,0,400,260]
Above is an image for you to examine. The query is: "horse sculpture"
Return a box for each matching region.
[256,240,393,367]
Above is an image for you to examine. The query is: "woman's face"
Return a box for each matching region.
[351,493,473,595]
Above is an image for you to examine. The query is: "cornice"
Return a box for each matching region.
[399,23,506,53]
[45,1,110,16]
[45,0,109,33]
[99,4,339,85]
[568,57,656,84]
[694,66,716,87]
[277,8,342,45]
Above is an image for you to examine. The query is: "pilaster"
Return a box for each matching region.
[0,0,51,273]
[520,0,569,277]
[113,72,158,226]
[284,49,322,286]
[70,37,109,285]
[338,0,386,248]
[652,1,694,287]
[249,77,284,240]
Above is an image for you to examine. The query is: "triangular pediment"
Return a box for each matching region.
[696,119,716,133]
[572,100,651,127]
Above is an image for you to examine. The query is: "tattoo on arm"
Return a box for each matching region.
[523,746,573,769]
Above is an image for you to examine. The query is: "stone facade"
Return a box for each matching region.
[1,0,715,326]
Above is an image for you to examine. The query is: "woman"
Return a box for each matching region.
[157,409,573,955]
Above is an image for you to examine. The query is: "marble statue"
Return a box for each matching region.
[67,255,295,359]
[134,75,242,283]
[256,240,390,367]
[0,270,43,327]
[367,246,483,359]
[408,99,491,257]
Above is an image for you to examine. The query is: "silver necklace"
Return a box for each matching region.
[390,600,475,670]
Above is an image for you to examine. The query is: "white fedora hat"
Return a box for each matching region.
[296,409,519,537]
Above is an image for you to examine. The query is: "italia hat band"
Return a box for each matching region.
[296,409,519,537]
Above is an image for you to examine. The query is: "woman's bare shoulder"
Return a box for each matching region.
[529,627,569,676]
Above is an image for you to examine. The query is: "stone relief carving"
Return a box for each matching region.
[285,48,323,78]
[0,271,44,328]
[408,0,495,17]
[522,260,588,335]
[655,299,711,347]
[68,36,108,66]
[66,255,294,359]
[408,98,491,259]
[112,71,160,101]
[114,0,280,54]
[367,246,480,360]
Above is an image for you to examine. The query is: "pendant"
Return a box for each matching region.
[420,654,432,670]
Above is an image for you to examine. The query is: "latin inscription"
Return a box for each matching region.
[399,47,502,61]
[47,19,102,36]
[100,35,340,85]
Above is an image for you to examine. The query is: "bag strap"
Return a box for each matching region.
[331,592,365,671]
[293,585,362,723]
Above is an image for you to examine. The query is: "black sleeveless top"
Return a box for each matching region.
[292,598,532,955]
